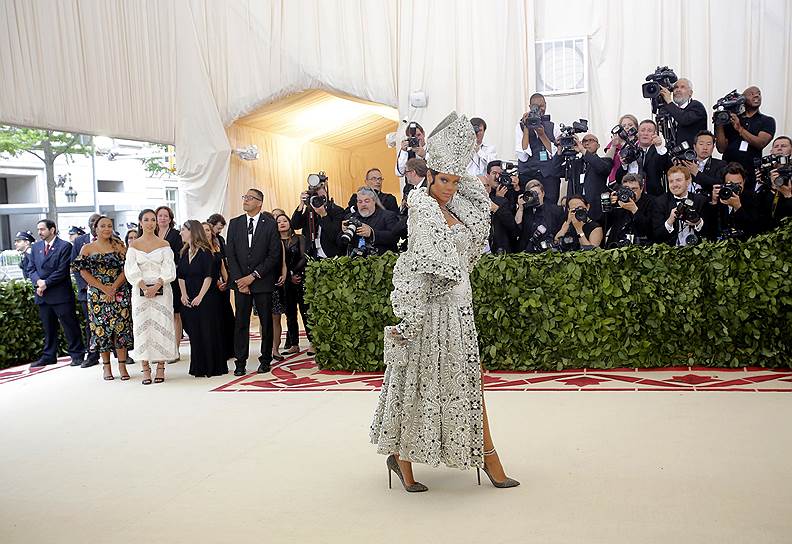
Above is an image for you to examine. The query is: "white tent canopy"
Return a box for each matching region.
[1,0,790,219]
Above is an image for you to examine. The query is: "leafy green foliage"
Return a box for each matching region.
[305,220,792,372]
[0,125,90,161]
[140,143,175,176]
[0,280,86,369]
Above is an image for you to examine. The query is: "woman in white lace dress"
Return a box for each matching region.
[124,209,178,384]
[370,112,519,492]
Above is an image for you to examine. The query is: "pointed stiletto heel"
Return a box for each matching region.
[386,454,428,493]
[477,448,520,489]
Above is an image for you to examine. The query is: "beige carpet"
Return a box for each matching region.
[1,343,791,544]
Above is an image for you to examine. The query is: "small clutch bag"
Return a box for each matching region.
[140,284,164,296]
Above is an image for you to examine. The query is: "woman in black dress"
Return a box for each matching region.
[177,220,227,377]
[203,221,234,361]
[156,205,183,360]
[553,195,604,250]
[275,213,312,355]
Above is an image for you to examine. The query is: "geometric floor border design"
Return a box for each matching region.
[4,333,791,392]
[212,351,792,394]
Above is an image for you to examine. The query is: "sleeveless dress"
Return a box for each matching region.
[124,246,178,362]
[370,174,491,470]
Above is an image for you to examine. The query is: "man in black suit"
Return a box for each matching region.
[515,179,565,252]
[291,180,345,259]
[483,161,520,254]
[657,77,708,148]
[562,133,613,221]
[702,162,757,241]
[339,187,402,255]
[616,119,670,196]
[652,166,707,246]
[71,214,101,368]
[347,168,399,214]
[602,173,657,248]
[226,188,283,375]
[25,219,86,367]
[677,130,727,196]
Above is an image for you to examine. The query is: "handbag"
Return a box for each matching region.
[140,284,164,296]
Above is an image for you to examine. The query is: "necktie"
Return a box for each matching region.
[248,217,254,236]
[44,243,50,256]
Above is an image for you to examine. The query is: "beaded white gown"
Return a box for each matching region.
[370,174,491,470]
[124,246,178,362]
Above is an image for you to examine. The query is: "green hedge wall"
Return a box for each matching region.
[305,220,792,372]
[0,280,85,369]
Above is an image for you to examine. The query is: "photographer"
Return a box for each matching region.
[602,173,657,248]
[483,161,520,254]
[605,114,639,182]
[754,136,792,233]
[657,78,708,148]
[653,166,706,247]
[515,93,562,205]
[561,133,612,221]
[678,130,726,195]
[395,122,426,177]
[715,86,776,193]
[468,117,498,177]
[348,168,399,214]
[702,162,756,241]
[291,180,345,259]
[400,157,428,215]
[553,195,603,250]
[616,119,670,196]
[515,179,564,252]
[338,187,401,256]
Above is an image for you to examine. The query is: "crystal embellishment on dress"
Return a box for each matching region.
[425,112,477,177]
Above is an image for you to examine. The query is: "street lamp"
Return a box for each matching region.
[65,185,78,203]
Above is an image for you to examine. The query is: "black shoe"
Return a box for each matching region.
[256,362,271,374]
[126,356,136,364]
[81,359,99,368]
[30,359,56,368]
[70,358,84,367]
[272,353,285,362]
[233,362,246,376]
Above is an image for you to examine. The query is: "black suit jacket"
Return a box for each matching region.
[348,191,399,214]
[580,152,613,221]
[489,190,520,254]
[617,146,670,197]
[692,157,727,195]
[660,99,708,148]
[226,213,282,293]
[701,191,758,240]
[291,201,345,258]
[26,237,76,305]
[338,208,402,254]
[652,192,708,245]
[518,203,565,252]
[603,194,657,247]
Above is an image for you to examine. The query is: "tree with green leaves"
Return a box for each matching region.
[0,126,91,224]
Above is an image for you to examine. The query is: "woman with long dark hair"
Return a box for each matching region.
[370,112,519,492]
[155,205,183,360]
[178,220,227,377]
[275,213,310,355]
[203,221,234,361]
[72,216,134,381]
[125,209,177,384]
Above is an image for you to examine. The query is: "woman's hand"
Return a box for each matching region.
[181,294,191,307]
[276,275,286,287]
[191,294,203,307]
[217,279,227,291]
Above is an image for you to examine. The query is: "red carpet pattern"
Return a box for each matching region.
[212,351,792,393]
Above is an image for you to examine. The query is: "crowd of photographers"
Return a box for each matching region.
[293,69,790,259]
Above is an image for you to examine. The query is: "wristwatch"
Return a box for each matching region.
[252,270,261,279]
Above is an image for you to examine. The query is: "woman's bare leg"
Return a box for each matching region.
[481,366,508,481]
[395,455,418,485]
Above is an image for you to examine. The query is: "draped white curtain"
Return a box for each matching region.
[1,0,790,220]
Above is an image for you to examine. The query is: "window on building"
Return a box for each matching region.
[97,180,124,193]
[535,37,588,96]
[165,187,179,222]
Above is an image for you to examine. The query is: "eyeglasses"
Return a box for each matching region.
[241,194,262,202]
[581,138,597,144]
[368,176,384,182]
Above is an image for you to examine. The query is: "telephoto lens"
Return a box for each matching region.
[574,208,589,222]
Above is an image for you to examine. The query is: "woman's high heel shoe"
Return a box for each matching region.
[154,362,165,383]
[118,360,130,381]
[142,363,152,385]
[102,362,114,381]
[476,448,520,488]
[386,454,428,493]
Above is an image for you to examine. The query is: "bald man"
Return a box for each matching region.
[715,85,776,193]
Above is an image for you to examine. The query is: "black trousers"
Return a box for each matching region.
[284,281,311,346]
[233,289,273,367]
[79,299,99,362]
[38,300,85,362]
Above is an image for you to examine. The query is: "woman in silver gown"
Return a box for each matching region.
[370,112,519,492]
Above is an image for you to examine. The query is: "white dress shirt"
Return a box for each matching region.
[467,143,497,176]
[514,122,562,163]
[246,212,261,247]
